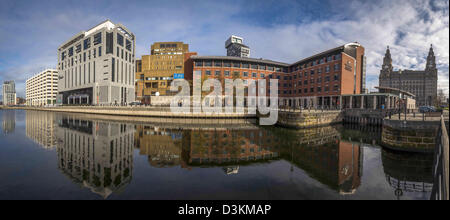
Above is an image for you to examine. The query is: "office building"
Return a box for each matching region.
[135,42,197,102]
[57,20,136,105]
[225,35,250,58]
[191,42,366,107]
[2,81,16,106]
[26,69,59,106]
[379,45,438,106]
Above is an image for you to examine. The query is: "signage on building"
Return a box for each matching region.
[345,61,353,71]
[174,73,184,79]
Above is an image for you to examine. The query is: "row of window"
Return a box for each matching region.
[62,32,133,62]
[194,60,288,72]
[61,47,102,70]
[279,85,340,94]
[291,54,342,71]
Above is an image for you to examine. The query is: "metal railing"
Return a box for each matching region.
[431,115,449,200]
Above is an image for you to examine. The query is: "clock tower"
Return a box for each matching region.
[380,46,393,78]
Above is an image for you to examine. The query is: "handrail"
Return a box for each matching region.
[431,115,449,200]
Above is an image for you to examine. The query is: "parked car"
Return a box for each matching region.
[129,101,143,106]
[419,106,436,113]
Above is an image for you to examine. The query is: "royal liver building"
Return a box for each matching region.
[379,45,438,106]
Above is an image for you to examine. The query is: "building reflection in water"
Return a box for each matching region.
[381,148,434,199]
[271,126,363,194]
[25,111,57,149]
[21,111,370,197]
[55,114,135,198]
[1,110,16,134]
[135,123,363,194]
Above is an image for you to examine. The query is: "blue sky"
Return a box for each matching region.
[0,0,448,98]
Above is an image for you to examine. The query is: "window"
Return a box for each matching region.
[251,64,258,69]
[310,88,314,92]
[205,70,211,75]
[94,32,102,45]
[317,87,322,92]
[233,62,240,68]
[304,80,308,85]
[204,60,212,67]
[75,44,81,53]
[252,72,257,78]
[243,72,248,77]
[327,56,332,62]
[310,70,315,75]
[112,58,115,82]
[214,61,222,67]
[259,65,266,70]
[326,65,330,73]
[83,52,86,62]
[215,70,221,76]
[268,66,274,71]
[325,76,330,82]
[325,86,329,92]
[334,64,340,71]
[334,74,339,81]
[126,40,131,51]
[106,32,113,54]
[62,51,66,61]
[260,73,265,78]
[242,63,249,68]
[195,61,203,67]
[98,46,102,57]
[117,33,124,46]
[333,85,339,91]
[223,62,231,67]
[233,71,240,77]
[224,71,230,76]
[84,38,91,50]
[334,54,341,60]
[68,47,74,57]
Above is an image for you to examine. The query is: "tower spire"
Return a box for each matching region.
[426,44,436,71]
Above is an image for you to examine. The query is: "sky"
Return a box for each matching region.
[0,0,448,98]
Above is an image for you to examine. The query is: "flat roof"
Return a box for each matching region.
[375,86,415,97]
[190,55,289,67]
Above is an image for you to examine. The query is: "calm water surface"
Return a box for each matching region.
[0,109,433,200]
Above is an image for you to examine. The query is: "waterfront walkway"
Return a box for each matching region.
[0,106,257,118]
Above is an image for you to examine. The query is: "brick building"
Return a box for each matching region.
[191,42,366,108]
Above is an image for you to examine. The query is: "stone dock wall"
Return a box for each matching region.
[381,119,440,153]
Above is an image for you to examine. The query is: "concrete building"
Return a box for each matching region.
[57,20,136,105]
[135,42,197,103]
[225,35,250,58]
[2,81,16,106]
[379,45,438,107]
[26,69,58,106]
[191,42,366,108]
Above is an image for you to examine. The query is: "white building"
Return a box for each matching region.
[57,20,136,105]
[26,69,59,106]
[2,81,16,106]
[225,35,250,58]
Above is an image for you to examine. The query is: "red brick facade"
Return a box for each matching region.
[190,43,365,107]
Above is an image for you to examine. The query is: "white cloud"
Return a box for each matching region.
[1,0,448,98]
